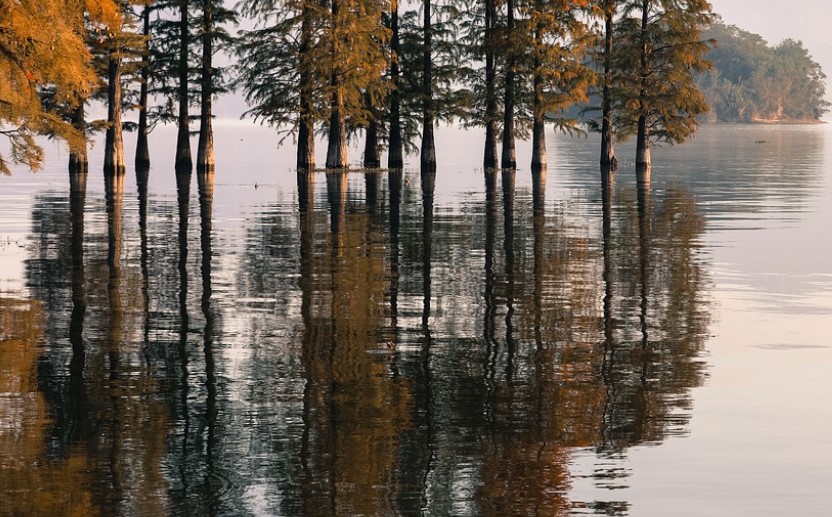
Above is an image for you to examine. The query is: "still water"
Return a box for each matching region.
[1,123,831,516]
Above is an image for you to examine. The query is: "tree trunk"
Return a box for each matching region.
[483,0,498,170]
[326,0,348,169]
[175,0,193,172]
[69,105,88,174]
[635,0,651,174]
[197,0,215,173]
[600,5,616,172]
[364,95,381,168]
[501,0,516,169]
[530,21,545,172]
[104,44,125,176]
[388,0,404,169]
[136,4,151,169]
[364,122,380,168]
[325,94,348,168]
[636,114,651,173]
[298,4,315,170]
[420,0,436,172]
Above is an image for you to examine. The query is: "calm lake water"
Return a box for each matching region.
[1,123,831,516]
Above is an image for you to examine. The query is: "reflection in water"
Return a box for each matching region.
[69,172,88,431]
[6,166,714,515]
[198,170,219,515]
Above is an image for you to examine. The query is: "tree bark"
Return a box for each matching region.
[364,119,381,168]
[69,105,88,174]
[420,0,436,172]
[483,0,498,170]
[298,3,315,170]
[530,20,545,172]
[635,0,651,174]
[175,0,193,173]
[104,42,125,176]
[501,0,516,169]
[197,0,215,173]
[326,0,348,169]
[136,4,151,169]
[387,0,404,169]
[600,5,616,172]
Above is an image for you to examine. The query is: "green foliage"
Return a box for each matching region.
[395,2,471,151]
[612,0,714,145]
[700,21,829,122]
[236,0,389,145]
[148,0,236,128]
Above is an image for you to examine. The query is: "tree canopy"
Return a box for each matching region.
[0,0,120,174]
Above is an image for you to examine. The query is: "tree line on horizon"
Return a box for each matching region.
[1,0,826,179]
[698,20,828,123]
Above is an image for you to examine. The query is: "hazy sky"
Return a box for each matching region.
[710,1,832,87]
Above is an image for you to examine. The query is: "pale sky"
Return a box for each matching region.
[710,1,832,88]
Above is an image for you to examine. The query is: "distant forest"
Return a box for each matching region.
[699,20,829,123]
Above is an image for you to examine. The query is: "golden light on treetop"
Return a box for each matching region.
[0,0,120,174]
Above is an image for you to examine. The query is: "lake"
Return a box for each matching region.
[1,123,831,516]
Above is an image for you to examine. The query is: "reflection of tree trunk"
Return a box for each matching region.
[388,170,402,334]
[69,106,88,174]
[388,0,403,169]
[531,167,546,440]
[502,168,516,380]
[483,168,498,411]
[326,171,348,244]
[176,170,191,466]
[638,181,650,348]
[420,0,436,172]
[419,168,436,510]
[69,172,88,440]
[105,173,125,501]
[387,169,402,381]
[421,170,435,343]
[532,166,545,343]
[197,0,215,173]
[176,0,193,173]
[365,172,379,216]
[483,0,498,170]
[325,171,344,517]
[137,165,151,364]
[198,170,218,509]
[297,168,317,515]
[599,175,616,449]
[106,175,125,310]
[136,4,151,169]
[637,179,651,433]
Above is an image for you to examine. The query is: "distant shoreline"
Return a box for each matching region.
[705,118,826,125]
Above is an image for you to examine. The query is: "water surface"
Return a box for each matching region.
[1,124,830,516]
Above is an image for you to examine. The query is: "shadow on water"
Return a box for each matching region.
[7,162,714,515]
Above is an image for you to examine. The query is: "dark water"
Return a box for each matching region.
[1,124,831,516]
